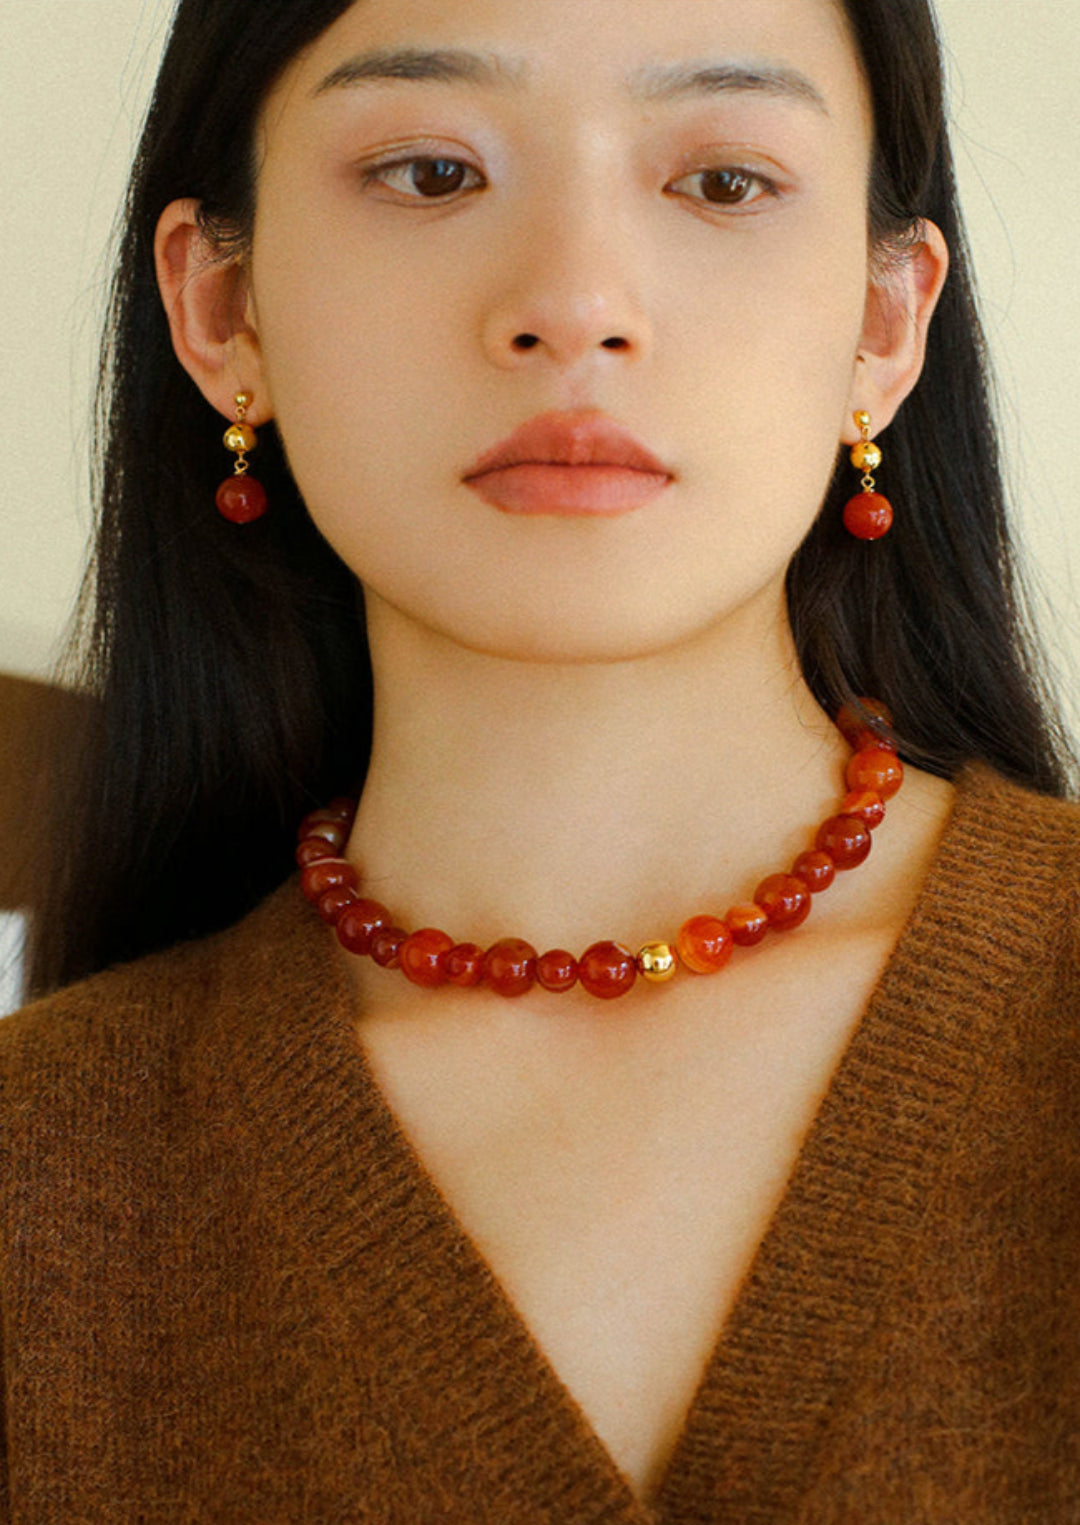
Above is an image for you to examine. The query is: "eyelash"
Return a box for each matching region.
[361,156,486,201]
[358,154,781,211]
[668,166,778,209]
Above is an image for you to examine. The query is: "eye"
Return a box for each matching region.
[361,155,485,202]
[667,166,775,210]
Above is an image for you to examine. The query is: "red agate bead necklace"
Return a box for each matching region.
[298,701,903,1001]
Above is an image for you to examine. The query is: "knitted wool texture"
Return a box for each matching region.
[0,766,1078,1523]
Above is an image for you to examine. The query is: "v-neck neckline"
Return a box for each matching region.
[222,766,1067,1522]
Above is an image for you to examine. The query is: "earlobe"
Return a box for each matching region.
[844,220,949,443]
[153,198,272,425]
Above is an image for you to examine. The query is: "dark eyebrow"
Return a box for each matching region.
[312,47,828,117]
[627,61,829,114]
[312,47,528,96]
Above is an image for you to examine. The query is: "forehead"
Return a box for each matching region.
[271,0,867,126]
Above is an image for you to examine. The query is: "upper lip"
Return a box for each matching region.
[463,411,673,479]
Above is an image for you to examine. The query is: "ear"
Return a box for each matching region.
[153,198,273,426]
[842,220,949,445]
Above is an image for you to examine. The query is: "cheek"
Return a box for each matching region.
[250,218,483,571]
[661,214,869,523]
[254,259,407,455]
[681,196,868,384]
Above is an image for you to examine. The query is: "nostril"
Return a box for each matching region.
[509,333,631,353]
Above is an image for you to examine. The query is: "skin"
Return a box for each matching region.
[156,0,953,1500]
[242,0,908,665]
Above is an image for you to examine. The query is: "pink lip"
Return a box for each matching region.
[463,411,674,517]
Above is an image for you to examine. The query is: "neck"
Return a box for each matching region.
[346,582,850,958]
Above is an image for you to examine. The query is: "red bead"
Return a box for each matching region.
[578,942,637,1000]
[317,885,357,924]
[400,928,455,988]
[536,950,579,992]
[299,820,347,851]
[851,729,897,754]
[336,898,393,956]
[754,874,812,932]
[444,943,486,987]
[843,491,893,540]
[675,915,733,975]
[300,857,358,904]
[483,939,538,998]
[846,748,904,801]
[726,904,770,947]
[370,926,407,969]
[325,797,358,822]
[792,850,836,894]
[816,814,872,869]
[216,474,268,524]
[301,807,346,833]
[296,836,338,868]
[841,788,886,830]
[836,699,894,746]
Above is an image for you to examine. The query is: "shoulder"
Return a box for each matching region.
[934,765,1080,1027]
[885,764,1080,1045]
[947,764,1080,893]
[0,925,225,1196]
[958,761,1080,832]
[0,877,325,1146]
[1,930,218,1070]
[0,877,359,1308]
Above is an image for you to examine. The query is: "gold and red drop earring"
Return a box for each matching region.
[215,391,268,524]
[843,410,893,540]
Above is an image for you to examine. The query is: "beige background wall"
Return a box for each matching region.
[2,0,1078,731]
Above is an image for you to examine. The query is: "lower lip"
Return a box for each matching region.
[464,463,672,517]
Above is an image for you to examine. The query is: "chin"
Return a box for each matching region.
[384,578,773,668]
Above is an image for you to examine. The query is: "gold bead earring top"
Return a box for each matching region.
[223,393,259,476]
[850,412,882,487]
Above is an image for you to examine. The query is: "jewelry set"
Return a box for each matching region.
[214,395,895,542]
[213,393,901,998]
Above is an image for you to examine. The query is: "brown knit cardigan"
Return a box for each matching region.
[1,766,1079,1523]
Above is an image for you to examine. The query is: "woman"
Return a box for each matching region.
[3,0,1078,1518]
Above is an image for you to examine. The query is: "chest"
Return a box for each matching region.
[356,930,893,1500]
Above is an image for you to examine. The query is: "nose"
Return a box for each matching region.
[480,199,653,372]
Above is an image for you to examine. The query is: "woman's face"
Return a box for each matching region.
[249,0,874,662]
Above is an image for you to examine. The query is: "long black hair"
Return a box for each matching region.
[28,0,1076,995]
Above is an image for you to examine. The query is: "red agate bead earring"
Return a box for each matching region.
[296,700,904,1002]
[215,391,268,524]
[843,410,893,540]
